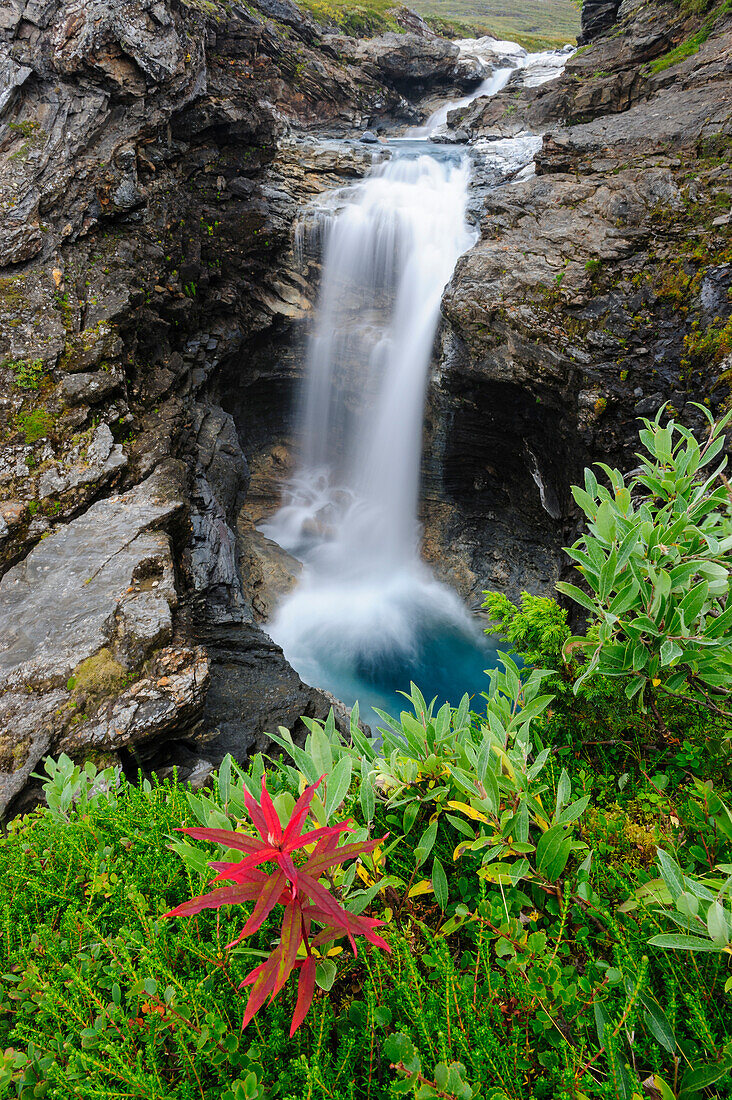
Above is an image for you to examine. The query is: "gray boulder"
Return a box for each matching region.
[0,461,210,819]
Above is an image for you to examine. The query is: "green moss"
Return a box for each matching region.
[649,0,731,72]
[683,315,732,375]
[295,0,403,34]
[0,276,24,310]
[52,290,74,333]
[67,648,128,702]
[16,408,54,443]
[8,120,44,139]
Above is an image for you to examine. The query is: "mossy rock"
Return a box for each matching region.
[67,648,129,707]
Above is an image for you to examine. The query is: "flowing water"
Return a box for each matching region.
[261,41,572,729]
[409,66,514,138]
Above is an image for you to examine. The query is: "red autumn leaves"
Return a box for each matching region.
[164,775,390,1035]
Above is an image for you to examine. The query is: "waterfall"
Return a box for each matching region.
[261,152,487,717]
[410,66,514,138]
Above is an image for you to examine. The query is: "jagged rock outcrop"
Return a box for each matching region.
[579,0,622,44]
[0,462,210,815]
[420,0,732,605]
[0,0,479,814]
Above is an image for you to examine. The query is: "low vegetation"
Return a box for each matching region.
[293,0,580,48]
[410,0,580,50]
[2,410,731,1098]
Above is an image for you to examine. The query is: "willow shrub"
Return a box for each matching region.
[555,406,732,715]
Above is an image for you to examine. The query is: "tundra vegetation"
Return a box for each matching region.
[1,410,732,1099]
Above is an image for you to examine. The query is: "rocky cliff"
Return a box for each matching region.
[421,0,732,605]
[1,0,730,816]
[0,0,470,815]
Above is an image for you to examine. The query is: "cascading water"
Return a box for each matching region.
[261,37,574,727]
[262,152,495,726]
[409,66,514,139]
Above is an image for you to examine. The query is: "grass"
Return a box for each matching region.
[409,0,580,49]
[295,0,405,34]
[649,0,732,71]
[293,0,580,47]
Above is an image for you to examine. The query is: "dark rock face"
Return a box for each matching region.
[324,32,460,95]
[1,0,470,813]
[579,0,621,45]
[424,0,732,604]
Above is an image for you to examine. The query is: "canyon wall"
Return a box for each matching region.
[0,0,730,814]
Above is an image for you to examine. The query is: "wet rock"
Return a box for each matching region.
[360,130,378,143]
[186,613,349,763]
[188,404,250,622]
[325,31,460,93]
[238,515,303,621]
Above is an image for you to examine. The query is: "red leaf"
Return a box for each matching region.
[273,900,304,995]
[213,846,279,881]
[242,954,279,1029]
[277,851,300,893]
[208,861,270,884]
[281,777,323,847]
[298,873,355,932]
[163,883,262,919]
[175,826,266,856]
[242,785,269,840]
[242,869,287,937]
[303,835,386,877]
[290,956,316,1036]
[259,774,283,842]
[290,820,352,852]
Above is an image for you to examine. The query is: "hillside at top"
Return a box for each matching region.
[409,0,581,48]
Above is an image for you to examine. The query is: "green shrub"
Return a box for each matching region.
[5,358,45,390]
[556,407,732,715]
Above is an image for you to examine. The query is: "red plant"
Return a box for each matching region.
[164,775,390,1034]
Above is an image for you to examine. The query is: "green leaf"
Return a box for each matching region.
[315,958,337,992]
[432,856,448,910]
[403,801,420,835]
[325,756,352,819]
[536,825,573,882]
[556,794,591,826]
[555,769,571,816]
[640,995,676,1053]
[415,820,438,868]
[648,934,722,952]
[706,900,729,946]
[679,1058,732,1099]
[218,754,232,806]
[309,724,333,778]
[555,582,599,615]
[594,500,617,542]
[360,773,375,824]
[656,849,685,902]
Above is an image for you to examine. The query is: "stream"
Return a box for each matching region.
[260,39,573,730]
